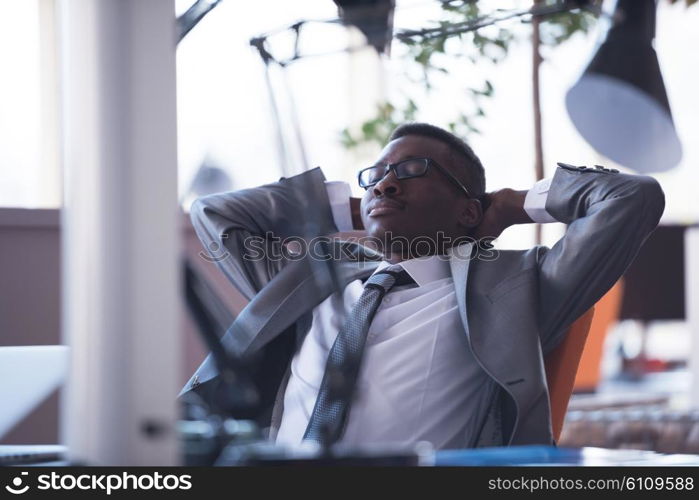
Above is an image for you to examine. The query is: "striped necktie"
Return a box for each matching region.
[303,264,415,445]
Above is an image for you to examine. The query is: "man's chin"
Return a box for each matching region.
[366,225,408,243]
[365,225,415,254]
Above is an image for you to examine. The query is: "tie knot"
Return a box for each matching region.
[365,265,415,291]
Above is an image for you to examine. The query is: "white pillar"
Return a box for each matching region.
[687,227,699,408]
[59,0,180,465]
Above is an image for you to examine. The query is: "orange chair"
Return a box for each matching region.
[544,307,595,442]
[574,279,625,392]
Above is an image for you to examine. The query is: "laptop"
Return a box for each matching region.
[0,345,69,464]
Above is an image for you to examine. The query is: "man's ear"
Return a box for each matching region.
[458,198,483,229]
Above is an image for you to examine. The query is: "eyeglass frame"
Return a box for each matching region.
[357,157,474,199]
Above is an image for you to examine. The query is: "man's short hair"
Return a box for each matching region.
[389,122,486,197]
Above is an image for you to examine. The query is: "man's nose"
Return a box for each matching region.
[372,169,402,197]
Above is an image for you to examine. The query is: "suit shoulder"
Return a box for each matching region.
[486,246,548,265]
[471,245,548,284]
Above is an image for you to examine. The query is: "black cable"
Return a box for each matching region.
[177,0,224,44]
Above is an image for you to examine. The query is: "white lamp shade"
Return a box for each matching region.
[566,73,682,173]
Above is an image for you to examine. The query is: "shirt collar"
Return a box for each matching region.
[372,245,471,287]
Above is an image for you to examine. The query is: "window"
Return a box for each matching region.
[0,0,60,208]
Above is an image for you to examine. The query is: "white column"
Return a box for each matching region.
[687,227,699,408]
[59,0,180,465]
[38,0,61,207]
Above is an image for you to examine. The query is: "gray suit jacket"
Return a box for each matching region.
[180,163,665,447]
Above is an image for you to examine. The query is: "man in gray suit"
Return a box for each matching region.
[181,123,664,449]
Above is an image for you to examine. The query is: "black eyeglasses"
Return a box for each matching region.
[358,157,473,198]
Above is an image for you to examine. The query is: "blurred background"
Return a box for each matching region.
[1,0,698,462]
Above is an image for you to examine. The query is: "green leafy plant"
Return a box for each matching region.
[340,0,599,149]
[340,100,418,149]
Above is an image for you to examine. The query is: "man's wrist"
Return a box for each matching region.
[324,181,354,231]
[524,177,557,223]
[496,188,533,228]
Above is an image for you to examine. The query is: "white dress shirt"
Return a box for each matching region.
[274,178,556,450]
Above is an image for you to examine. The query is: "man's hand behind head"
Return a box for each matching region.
[472,189,533,240]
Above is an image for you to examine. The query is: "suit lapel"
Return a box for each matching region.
[242,258,378,355]
[449,242,475,347]
[186,242,380,390]
[224,251,379,358]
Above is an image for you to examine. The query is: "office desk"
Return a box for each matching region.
[3,444,699,466]
[433,446,699,466]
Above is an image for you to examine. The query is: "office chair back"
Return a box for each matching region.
[574,279,624,392]
[544,307,595,443]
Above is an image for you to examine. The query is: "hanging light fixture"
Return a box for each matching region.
[333,0,395,55]
[566,0,682,173]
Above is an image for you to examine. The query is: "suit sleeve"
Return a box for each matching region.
[536,164,665,355]
[189,167,339,301]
